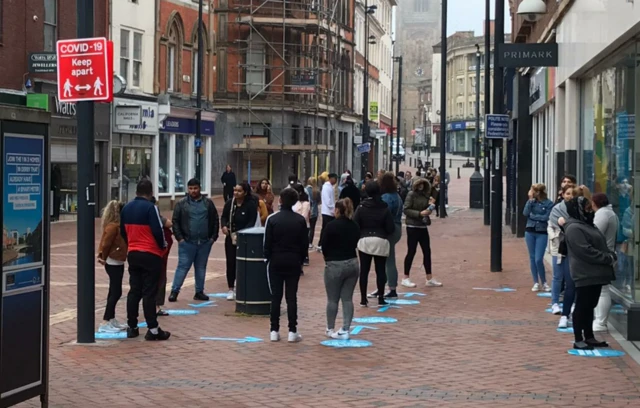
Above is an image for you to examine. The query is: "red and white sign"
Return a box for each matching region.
[56,37,111,102]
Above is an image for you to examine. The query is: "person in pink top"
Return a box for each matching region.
[293,184,311,267]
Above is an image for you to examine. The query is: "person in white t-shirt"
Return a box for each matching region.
[318,173,338,251]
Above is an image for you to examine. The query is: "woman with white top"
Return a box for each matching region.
[592,193,619,332]
[293,184,311,266]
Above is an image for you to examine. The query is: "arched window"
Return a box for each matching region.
[192,23,209,95]
[246,32,265,95]
[167,17,183,92]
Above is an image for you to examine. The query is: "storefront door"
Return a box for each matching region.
[110,147,151,203]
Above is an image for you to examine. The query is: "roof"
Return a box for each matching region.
[432,32,512,53]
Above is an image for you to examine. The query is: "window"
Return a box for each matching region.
[44,0,57,52]
[158,134,169,193]
[167,21,181,92]
[175,135,189,193]
[0,0,3,44]
[246,33,265,95]
[133,32,142,87]
[168,45,176,91]
[457,79,464,95]
[120,29,130,81]
[415,0,428,12]
[217,48,227,92]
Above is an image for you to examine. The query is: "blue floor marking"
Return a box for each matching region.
[537,292,552,298]
[201,336,262,343]
[353,316,397,324]
[557,327,574,333]
[321,339,372,348]
[189,301,216,308]
[385,299,420,305]
[350,326,378,335]
[377,305,401,312]
[402,292,426,298]
[95,332,127,339]
[207,293,230,298]
[567,349,625,357]
[166,309,199,315]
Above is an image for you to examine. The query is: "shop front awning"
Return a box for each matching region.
[232,143,334,153]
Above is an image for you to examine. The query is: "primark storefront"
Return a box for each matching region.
[557,0,640,339]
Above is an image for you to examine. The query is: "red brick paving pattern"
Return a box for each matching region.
[16,178,640,407]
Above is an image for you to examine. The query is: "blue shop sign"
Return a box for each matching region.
[447,121,466,131]
[162,116,215,136]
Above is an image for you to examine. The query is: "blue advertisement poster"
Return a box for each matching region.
[2,134,44,270]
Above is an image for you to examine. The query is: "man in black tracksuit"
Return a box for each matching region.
[263,188,309,342]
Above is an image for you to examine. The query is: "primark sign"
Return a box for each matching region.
[496,43,558,68]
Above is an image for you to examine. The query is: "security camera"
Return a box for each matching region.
[517,0,546,22]
[33,15,38,22]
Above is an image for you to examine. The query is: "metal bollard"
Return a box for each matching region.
[457,167,461,179]
[449,159,452,168]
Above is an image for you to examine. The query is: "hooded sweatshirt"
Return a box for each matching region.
[564,218,616,288]
[594,204,619,252]
[403,178,432,228]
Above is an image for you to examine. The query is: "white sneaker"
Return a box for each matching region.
[98,322,123,333]
[331,330,350,340]
[288,332,302,343]
[401,278,417,288]
[531,283,541,292]
[543,283,551,292]
[270,331,280,342]
[426,278,443,287]
[308,243,314,249]
[316,246,322,253]
[325,329,335,338]
[227,290,235,301]
[551,304,562,315]
[571,304,575,314]
[109,318,128,330]
[558,316,568,328]
[593,323,608,332]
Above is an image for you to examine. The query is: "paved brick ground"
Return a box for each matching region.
[16,169,640,407]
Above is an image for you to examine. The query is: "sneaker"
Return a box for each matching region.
[288,332,302,343]
[331,330,350,340]
[531,283,541,292]
[227,290,235,301]
[585,338,609,348]
[168,291,178,302]
[325,329,335,338]
[543,283,551,292]
[308,243,314,249]
[270,331,280,342]
[426,278,443,287]
[378,297,388,306]
[558,316,568,328]
[145,327,171,341]
[127,327,140,338]
[573,341,594,350]
[593,323,608,333]
[303,258,310,266]
[401,278,417,288]
[367,290,379,299]
[551,304,562,315]
[316,246,322,253]
[109,318,128,330]
[193,292,210,301]
[384,290,398,299]
[98,322,122,333]
[359,300,368,308]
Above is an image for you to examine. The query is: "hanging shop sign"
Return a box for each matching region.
[496,43,558,68]
[369,102,379,122]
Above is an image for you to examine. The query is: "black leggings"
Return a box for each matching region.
[359,251,387,303]
[309,216,318,245]
[225,236,237,289]
[404,227,432,276]
[573,284,602,343]
[103,264,124,321]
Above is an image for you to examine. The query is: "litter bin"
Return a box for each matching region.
[235,227,271,315]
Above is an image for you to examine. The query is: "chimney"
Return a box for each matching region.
[483,20,496,36]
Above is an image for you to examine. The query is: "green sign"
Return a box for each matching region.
[369,101,379,121]
[26,94,49,110]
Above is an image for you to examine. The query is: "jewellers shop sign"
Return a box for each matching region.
[496,43,558,68]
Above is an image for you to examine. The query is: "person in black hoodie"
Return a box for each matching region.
[354,181,395,307]
[264,188,309,343]
[220,182,258,301]
[339,175,361,209]
[221,165,237,201]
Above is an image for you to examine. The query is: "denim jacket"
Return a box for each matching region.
[523,198,553,233]
[382,192,403,225]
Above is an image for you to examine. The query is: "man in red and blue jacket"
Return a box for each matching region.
[120,179,170,341]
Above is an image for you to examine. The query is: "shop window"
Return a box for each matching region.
[175,135,189,193]
[57,163,77,214]
[158,134,169,193]
[580,43,638,301]
[122,147,151,203]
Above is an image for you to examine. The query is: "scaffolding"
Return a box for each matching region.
[227,0,353,184]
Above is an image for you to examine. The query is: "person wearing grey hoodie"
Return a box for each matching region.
[561,196,615,350]
[592,193,619,332]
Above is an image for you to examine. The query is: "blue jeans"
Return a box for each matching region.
[171,240,213,294]
[551,256,574,316]
[525,231,547,285]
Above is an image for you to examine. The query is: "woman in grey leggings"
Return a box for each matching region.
[322,198,361,340]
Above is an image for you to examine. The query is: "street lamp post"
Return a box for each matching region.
[483,0,491,225]
[389,41,395,171]
[439,0,447,218]
[195,0,204,181]
[394,56,403,174]
[361,1,377,180]
[469,44,483,208]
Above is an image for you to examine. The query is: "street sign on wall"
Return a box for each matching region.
[485,114,510,139]
[357,143,371,154]
[28,52,57,73]
[56,37,111,102]
[369,102,379,121]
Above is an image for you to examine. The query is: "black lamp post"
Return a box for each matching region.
[195,0,204,181]
[469,44,483,208]
[361,1,377,180]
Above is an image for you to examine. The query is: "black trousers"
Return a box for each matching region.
[223,186,234,202]
[404,227,432,276]
[359,251,387,302]
[268,269,301,333]
[127,251,162,330]
[309,216,318,245]
[103,264,124,321]
[319,215,335,248]
[573,284,603,343]
[225,236,237,289]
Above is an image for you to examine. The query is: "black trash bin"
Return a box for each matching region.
[235,227,271,315]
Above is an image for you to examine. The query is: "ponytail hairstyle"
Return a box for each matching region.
[101,200,123,230]
[335,198,354,220]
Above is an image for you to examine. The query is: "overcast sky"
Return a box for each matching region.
[447,0,512,36]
